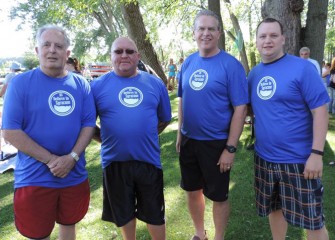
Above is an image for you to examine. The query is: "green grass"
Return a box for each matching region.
[0,92,334,240]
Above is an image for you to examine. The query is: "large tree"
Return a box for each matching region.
[302,0,328,65]
[261,0,304,55]
[11,0,168,82]
[208,0,225,50]
[120,0,167,82]
[223,0,250,73]
[261,0,328,66]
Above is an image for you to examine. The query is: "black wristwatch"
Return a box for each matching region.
[225,145,237,153]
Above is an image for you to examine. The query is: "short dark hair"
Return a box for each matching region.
[256,18,284,35]
[194,9,221,31]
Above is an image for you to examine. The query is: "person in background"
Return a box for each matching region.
[176,9,248,240]
[322,62,331,88]
[248,17,329,240]
[321,62,330,89]
[299,46,321,75]
[1,24,96,240]
[66,57,82,75]
[176,57,184,84]
[0,61,22,98]
[327,59,335,115]
[91,37,171,240]
[167,58,177,91]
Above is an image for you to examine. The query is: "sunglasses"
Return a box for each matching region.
[113,49,137,55]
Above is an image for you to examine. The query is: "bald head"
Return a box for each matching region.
[111,37,140,77]
[112,37,138,53]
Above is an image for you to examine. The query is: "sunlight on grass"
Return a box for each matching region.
[229,181,236,190]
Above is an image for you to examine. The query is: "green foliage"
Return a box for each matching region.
[22,52,39,70]
[10,0,125,61]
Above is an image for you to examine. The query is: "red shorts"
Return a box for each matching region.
[14,179,90,239]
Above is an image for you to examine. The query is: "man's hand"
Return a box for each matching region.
[303,154,323,179]
[217,151,234,173]
[47,154,76,178]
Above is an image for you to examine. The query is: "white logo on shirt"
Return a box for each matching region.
[48,91,75,116]
[189,69,208,90]
[257,76,276,100]
[119,87,143,107]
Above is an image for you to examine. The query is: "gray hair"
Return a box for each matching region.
[299,46,310,54]
[193,9,221,31]
[36,24,71,48]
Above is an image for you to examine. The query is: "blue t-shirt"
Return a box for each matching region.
[2,68,96,188]
[91,71,171,169]
[248,54,330,163]
[178,50,248,140]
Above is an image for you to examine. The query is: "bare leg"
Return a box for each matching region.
[213,200,230,240]
[59,224,75,240]
[187,190,206,239]
[269,210,287,240]
[167,77,171,90]
[306,226,329,240]
[147,223,166,240]
[120,218,136,240]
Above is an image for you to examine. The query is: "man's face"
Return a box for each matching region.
[300,51,310,59]
[111,38,140,77]
[35,29,70,75]
[256,22,285,63]
[193,15,221,56]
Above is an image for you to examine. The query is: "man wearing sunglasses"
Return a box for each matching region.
[91,37,171,240]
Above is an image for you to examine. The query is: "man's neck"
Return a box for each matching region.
[199,47,220,58]
[41,67,67,78]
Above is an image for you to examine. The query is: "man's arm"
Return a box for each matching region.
[0,84,8,97]
[227,104,248,146]
[176,97,183,153]
[3,129,56,164]
[304,104,328,179]
[217,104,247,172]
[158,121,170,134]
[48,126,95,178]
[92,124,102,142]
[68,126,96,158]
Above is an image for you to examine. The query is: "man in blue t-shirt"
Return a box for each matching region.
[2,25,96,240]
[91,37,171,239]
[176,9,248,240]
[248,18,329,239]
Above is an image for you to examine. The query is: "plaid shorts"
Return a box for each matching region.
[254,154,325,230]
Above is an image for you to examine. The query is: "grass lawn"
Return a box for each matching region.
[0,92,334,240]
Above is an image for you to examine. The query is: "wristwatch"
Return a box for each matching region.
[225,145,237,153]
[70,151,80,162]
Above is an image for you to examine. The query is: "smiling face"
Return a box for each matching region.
[256,21,285,63]
[111,37,140,78]
[193,15,221,57]
[35,29,70,77]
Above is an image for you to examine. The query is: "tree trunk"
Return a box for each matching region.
[302,0,328,66]
[262,0,304,55]
[223,0,250,73]
[208,0,225,50]
[120,1,167,83]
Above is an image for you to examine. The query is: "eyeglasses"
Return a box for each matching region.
[113,49,137,55]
